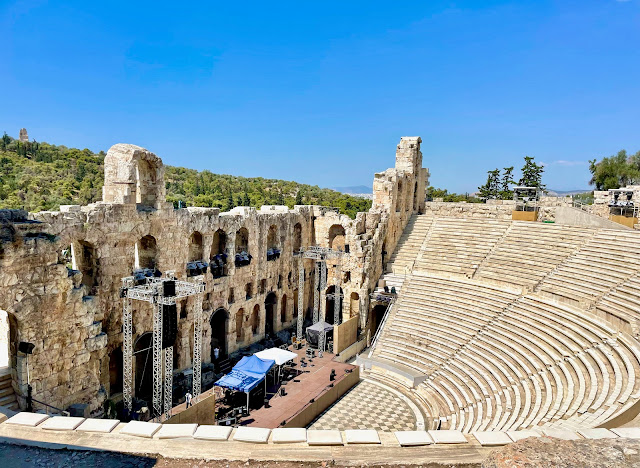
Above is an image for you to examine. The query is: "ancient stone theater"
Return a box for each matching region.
[2,136,640,465]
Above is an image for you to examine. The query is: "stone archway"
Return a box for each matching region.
[293,223,302,253]
[280,294,287,324]
[72,240,98,290]
[188,231,204,262]
[135,235,157,270]
[350,292,360,319]
[209,308,228,358]
[251,305,260,336]
[325,285,343,324]
[0,309,9,369]
[328,225,346,251]
[109,347,123,395]
[265,292,277,336]
[371,304,387,336]
[102,144,165,208]
[134,333,153,403]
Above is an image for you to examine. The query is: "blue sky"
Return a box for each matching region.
[1,1,638,193]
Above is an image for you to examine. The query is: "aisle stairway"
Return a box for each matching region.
[386,215,433,275]
[364,215,640,433]
[0,368,18,413]
[369,274,640,432]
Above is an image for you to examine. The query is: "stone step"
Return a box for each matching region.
[0,379,11,391]
[0,394,16,406]
[0,386,14,398]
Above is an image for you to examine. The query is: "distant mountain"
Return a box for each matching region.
[546,189,592,196]
[333,185,372,194]
[0,135,372,218]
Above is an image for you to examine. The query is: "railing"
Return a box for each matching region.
[31,397,69,416]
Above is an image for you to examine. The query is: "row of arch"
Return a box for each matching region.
[62,221,349,286]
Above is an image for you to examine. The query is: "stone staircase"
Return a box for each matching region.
[375,273,405,295]
[0,368,18,412]
[387,215,433,275]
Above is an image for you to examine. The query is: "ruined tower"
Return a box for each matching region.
[18,128,29,142]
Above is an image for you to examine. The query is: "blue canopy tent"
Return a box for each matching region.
[215,355,276,410]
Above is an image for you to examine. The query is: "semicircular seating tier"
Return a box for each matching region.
[371,215,640,433]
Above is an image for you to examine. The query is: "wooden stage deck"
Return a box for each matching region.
[243,346,358,428]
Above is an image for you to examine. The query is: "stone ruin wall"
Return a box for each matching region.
[0,137,427,414]
[422,196,574,222]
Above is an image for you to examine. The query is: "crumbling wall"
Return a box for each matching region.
[0,137,427,413]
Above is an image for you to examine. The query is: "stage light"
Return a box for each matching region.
[18,342,35,354]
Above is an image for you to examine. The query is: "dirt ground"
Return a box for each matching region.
[0,442,481,468]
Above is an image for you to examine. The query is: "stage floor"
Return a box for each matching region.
[243,346,357,428]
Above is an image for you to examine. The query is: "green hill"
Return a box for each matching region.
[0,134,371,218]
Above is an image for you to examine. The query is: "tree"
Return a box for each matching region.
[518,156,545,190]
[589,150,640,190]
[499,166,515,200]
[295,189,303,205]
[1,132,9,151]
[242,191,250,206]
[478,169,501,200]
[226,192,234,211]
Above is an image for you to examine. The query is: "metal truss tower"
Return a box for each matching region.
[297,259,305,341]
[192,297,203,401]
[294,246,347,353]
[121,273,205,420]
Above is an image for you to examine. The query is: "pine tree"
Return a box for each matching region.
[499,166,515,200]
[226,192,234,211]
[518,156,546,190]
[1,132,9,151]
[242,191,250,206]
[295,189,303,205]
[478,169,501,200]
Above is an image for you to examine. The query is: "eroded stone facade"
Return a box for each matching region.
[0,137,427,414]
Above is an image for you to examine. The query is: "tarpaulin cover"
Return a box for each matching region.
[214,370,263,392]
[254,347,297,366]
[232,355,275,378]
[305,320,334,348]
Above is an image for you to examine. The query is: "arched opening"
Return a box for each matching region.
[235,227,251,267]
[209,308,228,358]
[134,333,153,403]
[235,309,244,342]
[350,292,360,318]
[188,231,204,262]
[396,180,403,212]
[293,223,302,253]
[109,347,123,395]
[211,229,228,277]
[72,240,99,290]
[235,228,249,253]
[135,235,157,270]
[328,225,346,251]
[371,304,387,336]
[280,294,287,324]
[251,305,260,336]
[265,292,277,336]
[325,285,343,324]
[413,181,419,211]
[0,310,9,369]
[381,241,387,268]
[267,225,280,261]
[267,225,278,249]
[136,159,158,207]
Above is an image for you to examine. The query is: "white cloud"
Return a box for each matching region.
[540,160,588,167]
